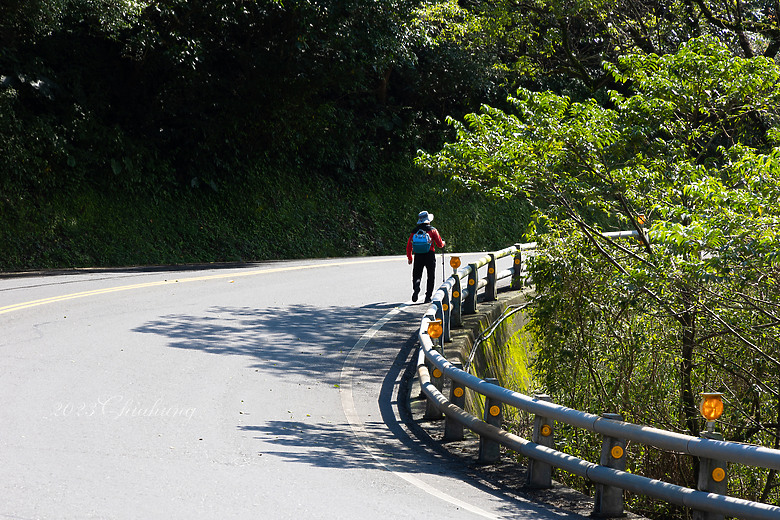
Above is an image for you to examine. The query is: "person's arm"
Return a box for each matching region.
[406,234,414,264]
[430,228,445,249]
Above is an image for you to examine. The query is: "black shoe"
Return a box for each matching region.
[412,289,419,302]
[424,296,432,303]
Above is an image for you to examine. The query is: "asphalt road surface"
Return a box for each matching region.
[0,256,583,519]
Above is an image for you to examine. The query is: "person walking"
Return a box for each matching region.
[406,210,446,303]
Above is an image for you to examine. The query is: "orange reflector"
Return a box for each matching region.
[432,368,442,378]
[611,446,624,459]
[712,467,726,482]
[442,303,449,311]
[450,256,461,269]
[700,393,724,421]
[488,267,494,274]
[489,405,501,417]
[453,387,464,398]
[453,291,460,298]
[540,424,553,437]
[514,258,521,265]
[427,320,443,339]
[468,279,475,286]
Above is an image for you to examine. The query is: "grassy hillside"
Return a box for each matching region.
[0,161,532,271]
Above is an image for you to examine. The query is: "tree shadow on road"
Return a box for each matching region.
[132,302,399,384]
[238,420,383,470]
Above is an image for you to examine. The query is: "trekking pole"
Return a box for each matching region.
[442,248,446,284]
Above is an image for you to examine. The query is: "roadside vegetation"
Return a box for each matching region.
[1,0,531,269]
[4,0,780,516]
[420,23,780,520]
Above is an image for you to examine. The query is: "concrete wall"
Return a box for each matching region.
[444,288,536,419]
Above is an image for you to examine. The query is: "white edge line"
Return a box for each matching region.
[339,302,499,519]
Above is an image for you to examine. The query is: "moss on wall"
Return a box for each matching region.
[445,290,537,422]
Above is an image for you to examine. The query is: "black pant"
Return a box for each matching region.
[412,251,437,299]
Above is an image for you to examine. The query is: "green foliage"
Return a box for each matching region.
[0,157,530,270]
[421,36,780,510]
[0,0,534,270]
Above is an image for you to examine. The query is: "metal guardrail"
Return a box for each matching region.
[416,232,780,520]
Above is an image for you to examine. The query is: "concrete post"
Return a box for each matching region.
[441,287,452,343]
[424,341,444,420]
[485,254,497,302]
[443,361,465,442]
[527,394,554,488]
[693,429,727,520]
[593,413,627,518]
[511,251,523,290]
[432,299,444,336]
[478,378,502,464]
[464,263,478,315]
[451,276,462,327]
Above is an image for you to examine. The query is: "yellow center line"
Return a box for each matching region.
[0,257,399,315]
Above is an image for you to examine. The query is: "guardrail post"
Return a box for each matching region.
[422,312,444,420]
[478,378,502,464]
[424,344,445,421]
[593,413,627,518]
[527,394,554,489]
[443,361,465,441]
[451,276,462,327]
[433,298,444,336]
[693,430,727,520]
[441,287,452,343]
[464,264,478,315]
[485,254,497,302]
[511,251,523,290]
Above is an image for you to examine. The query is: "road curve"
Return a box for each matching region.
[0,257,581,519]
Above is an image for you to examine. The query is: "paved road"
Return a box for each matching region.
[0,256,582,519]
